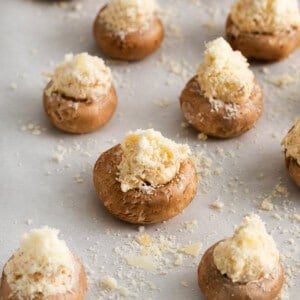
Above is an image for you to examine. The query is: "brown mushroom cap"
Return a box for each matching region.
[93,6,164,61]
[198,241,284,300]
[93,144,198,224]
[226,16,300,62]
[43,82,117,134]
[180,76,263,139]
[0,256,87,300]
[285,154,300,187]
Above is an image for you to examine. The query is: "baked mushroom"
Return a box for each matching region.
[93,129,198,224]
[226,0,300,61]
[93,0,164,61]
[43,52,117,134]
[198,214,284,300]
[180,37,263,139]
[0,227,87,300]
[282,119,300,186]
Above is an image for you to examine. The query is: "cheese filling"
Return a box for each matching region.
[46,53,112,102]
[117,129,190,193]
[197,37,254,104]
[282,119,300,165]
[4,227,76,298]
[213,214,280,283]
[99,0,158,39]
[230,0,300,34]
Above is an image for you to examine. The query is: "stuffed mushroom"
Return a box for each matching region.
[282,119,300,186]
[43,52,117,134]
[93,129,198,224]
[0,227,87,300]
[180,37,263,139]
[198,214,284,300]
[93,0,164,61]
[226,0,300,61]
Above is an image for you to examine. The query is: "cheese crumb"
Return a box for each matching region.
[267,74,296,88]
[230,0,300,34]
[136,234,152,247]
[213,214,280,283]
[4,227,76,298]
[99,0,158,39]
[117,129,190,193]
[46,53,112,102]
[100,276,118,290]
[178,243,202,257]
[261,197,274,211]
[210,200,224,210]
[282,119,300,165]
[125,255,157,272]
[197,37,254,104]
[197,132,208,141]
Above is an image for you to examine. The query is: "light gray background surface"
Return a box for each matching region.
[0,0,299,299]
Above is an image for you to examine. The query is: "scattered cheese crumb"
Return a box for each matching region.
[210,200,224,210]
[261,197,274,211]
[178,243,202,257]
[101,276,118,290]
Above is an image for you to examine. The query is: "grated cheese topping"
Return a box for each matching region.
[46,53,112,102]
[213,214,280,283]
[230,0,300,34]
[99,0,158,39]
[4,227,76,298]
[197,37,254,104]
[117,129,190,193]
[282,119,300,165]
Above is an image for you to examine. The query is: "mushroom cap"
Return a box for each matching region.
[198,241,284,300]
[43,83,117,134]
[285,154,300,186]
[0,256,87,300]
[93,144,198,224]
[226,16,300,62]
[180,76,263,139]
[93,6,164,61]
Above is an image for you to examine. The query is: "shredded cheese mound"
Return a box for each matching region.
[4,227,76,298]
[213,214,280,283]
[117,129,190,193]
[282,119,300,165]
[197,37,254,104]
[230,0,300,34]
[46,53,112,102]
[99,0,158,39]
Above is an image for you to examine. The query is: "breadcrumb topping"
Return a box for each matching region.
[213,214,280,283]
[282,119,300,165]
[99,0,158,39]
[46,53,112,102]
[197,37,254,104]
[117,129,190,193]
[4,227,76,298]
[231,0,300,34]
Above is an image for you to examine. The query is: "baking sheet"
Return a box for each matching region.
[0,0,299,299]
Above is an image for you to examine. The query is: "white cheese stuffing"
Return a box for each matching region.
[213,214,280,283]
[282,119,300,165]
[4,227,76,298]
[99,0,158,39]
[117,129,190,193]
[197,37,254,104]
[230,0,300,34]
[46,53,112,102]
